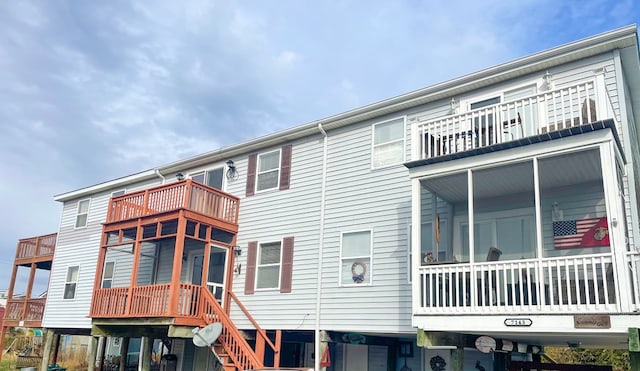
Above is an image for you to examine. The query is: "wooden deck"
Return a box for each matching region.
[106,179,239,229]
[14,233,56,266]
[2,298,46,327]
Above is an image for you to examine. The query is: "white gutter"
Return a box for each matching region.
[314,123,328,371]
[154,169,166,185]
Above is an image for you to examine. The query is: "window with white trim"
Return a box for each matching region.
[256,149,281,192]
[190,167,224,190]
[75,199,90,228]
[102,262,115,288]
[256,241,282,289]
[64,266,79,299]
[340,230,372,285]
[372,118,405,168]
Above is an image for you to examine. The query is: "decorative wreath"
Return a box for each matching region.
[429,355,447,371]
[351,261,367,283]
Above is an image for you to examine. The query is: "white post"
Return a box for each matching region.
[411,120,421,161]
[411,178,422,317]
[594,70,609,121]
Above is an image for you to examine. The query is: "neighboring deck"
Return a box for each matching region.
[14,233,56,267]
[106,179,239,232]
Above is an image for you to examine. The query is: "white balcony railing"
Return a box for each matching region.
[412,77,615,160]
[415,252,640,315]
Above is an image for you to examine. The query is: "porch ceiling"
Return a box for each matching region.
[422,148,602,203]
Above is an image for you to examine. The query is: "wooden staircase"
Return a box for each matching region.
[199,289,281,370]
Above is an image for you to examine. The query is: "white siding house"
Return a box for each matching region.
[29,25,640,371]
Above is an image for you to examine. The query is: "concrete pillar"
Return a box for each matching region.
[97,336,107,371]
[119,337,130,371]
[40,329,56,370]
[141,336,152,371]
[87,336,99,371]
[450,347,464,371]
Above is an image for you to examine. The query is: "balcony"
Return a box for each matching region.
[416,252,640,316]
[411,79,614,161]
[14,233,56,265]
[3,298,46,327]
[107,179,239,230]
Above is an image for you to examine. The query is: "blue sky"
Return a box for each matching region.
[0,0,638,293]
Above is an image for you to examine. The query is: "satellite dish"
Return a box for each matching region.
[193,323,223,347]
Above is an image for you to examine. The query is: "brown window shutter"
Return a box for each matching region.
[279,144,292,190]
[244,241,258,295]
[280,236,294,293]
[246,154,257,197]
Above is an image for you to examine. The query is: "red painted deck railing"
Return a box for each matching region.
[4,298,46,323]
[90,284,280,369]
[106,180,239,225]
[15,233,57,262]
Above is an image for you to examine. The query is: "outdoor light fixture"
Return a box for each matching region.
[233,245,242,256]
[226,159,238,180]
[543,70,554,90]
[176,172,185,181]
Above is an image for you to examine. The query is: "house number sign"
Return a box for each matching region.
[504,318,532,327]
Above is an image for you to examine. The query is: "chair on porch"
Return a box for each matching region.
[484,247,502,305]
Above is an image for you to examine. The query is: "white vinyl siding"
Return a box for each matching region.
[256,241,282,290]
[340,230,372,286]
[75,199,90,228]
[372,117,405,168]
[111,190,126,197]
[256,149,281,192]
[64,266,79,299]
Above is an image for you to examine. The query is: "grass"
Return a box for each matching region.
[0,354,16,371]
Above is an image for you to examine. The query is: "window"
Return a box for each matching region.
[256,150,281,192]
[340,230,372,285]
[190,167,224,190]
[102,262,115,288]
[75,199,90,228]
[111,190,126,197]
[244,237,294,294]
[256,241,282,290]
[246,145,292,197]
[372,118,405,168]
[64,266,79,299]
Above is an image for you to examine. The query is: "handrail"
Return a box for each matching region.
[228,291,281,352]
[106,180,240,225]
[415,252,637,315]
[200,288,264,369]
[15,233,57,261]
[414,80,610,160]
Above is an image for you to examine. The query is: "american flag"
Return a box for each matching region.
[552,217,608,249]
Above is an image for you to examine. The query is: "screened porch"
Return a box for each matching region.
[412,144,640,315]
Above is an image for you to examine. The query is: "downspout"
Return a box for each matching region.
[315,123,328,371]
[154,169,166,184]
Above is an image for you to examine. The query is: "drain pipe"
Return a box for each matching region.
[154,169,166,184]
[314,123,329,371]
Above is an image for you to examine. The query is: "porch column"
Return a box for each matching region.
[630,328,640,370]
[168,211,187,316]
[119,337,130,371]
[411,179,422,314]
[40,329,56,370]
[51,333,61,364]
[141,336,152,371]
[23,262,37,318]
[126,220,145,315]
[92,231,109,317]
[600,141,631,310]
[87,336,99,371]
[97,336,107,371]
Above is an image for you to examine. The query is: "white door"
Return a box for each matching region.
[189,246,228,306]
[343,344,367,371]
